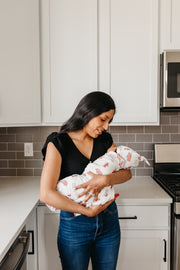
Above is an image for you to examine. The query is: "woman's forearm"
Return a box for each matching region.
[40,189,88,215]
[105,169,132,186]
[40,188,116,217]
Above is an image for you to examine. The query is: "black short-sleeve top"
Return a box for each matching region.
[42,131,113,180]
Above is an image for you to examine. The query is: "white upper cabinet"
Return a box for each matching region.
[41,0,159,125]
[0,1,160,126]
[0,0,41,126]
[41,0,98,125]
[99,0,159,125]
[160,0,180,51]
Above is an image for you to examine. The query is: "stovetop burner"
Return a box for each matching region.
[153,143,180,202]
[154,174,180,199]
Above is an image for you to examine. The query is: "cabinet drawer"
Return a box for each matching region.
[117,205,169,229]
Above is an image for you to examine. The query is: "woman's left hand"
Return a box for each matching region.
[75,172,107,202]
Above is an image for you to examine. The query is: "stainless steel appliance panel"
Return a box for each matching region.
[0,228,30,270]
[160,51,180,110]
[153,143,180,270]
[173,214,180,270]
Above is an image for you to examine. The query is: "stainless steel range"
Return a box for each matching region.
[153,144,180,270]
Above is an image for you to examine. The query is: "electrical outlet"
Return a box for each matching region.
[24,143,33,157]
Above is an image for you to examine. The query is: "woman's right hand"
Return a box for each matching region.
[82,198,116,217]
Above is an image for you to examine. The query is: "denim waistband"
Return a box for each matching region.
[60,201,118,222]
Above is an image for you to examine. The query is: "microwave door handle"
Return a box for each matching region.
[165,63,168,104]
[160,53,164,107]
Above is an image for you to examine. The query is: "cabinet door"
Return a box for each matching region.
[37,206,62,270]
[26,208,38,270]
[99,0,159,125]
[41,0,98,125]
[160,0,180,51]
[117,230,169,270]
[37,205,93,270]
[0,0,41,126]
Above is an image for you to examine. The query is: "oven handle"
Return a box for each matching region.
[15,231,30,270]
[28,230,34,255]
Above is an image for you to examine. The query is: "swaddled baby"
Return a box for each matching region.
[47,146,150,212]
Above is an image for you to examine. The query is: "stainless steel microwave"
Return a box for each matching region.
[160,50,180,111]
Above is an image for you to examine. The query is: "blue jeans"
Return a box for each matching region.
[57,202,120,270]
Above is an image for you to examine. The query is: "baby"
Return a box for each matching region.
[47,145,150,212]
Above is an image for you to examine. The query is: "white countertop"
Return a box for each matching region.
[0,176,172,262]
[0,176,40,262]
[115,176,172,205]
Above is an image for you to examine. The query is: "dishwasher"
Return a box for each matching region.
[0,226,30,270]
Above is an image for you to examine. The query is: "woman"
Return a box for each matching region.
[40,91,132,270]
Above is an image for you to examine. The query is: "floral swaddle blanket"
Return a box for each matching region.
[47,146,150,212]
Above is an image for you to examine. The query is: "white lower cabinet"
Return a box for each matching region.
[26,207,38,270]
[117,205,170,270]
[37,205,62,270]
[37,204,170,270]
[117,230,168,270]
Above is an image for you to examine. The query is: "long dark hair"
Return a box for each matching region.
[60,91,116,133]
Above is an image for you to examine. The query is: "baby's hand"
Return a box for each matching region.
[107,146,117,153]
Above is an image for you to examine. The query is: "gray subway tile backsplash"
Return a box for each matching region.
[0,143,7,151]
[0,168,16,176]
[144,126,162,133]
[17,168,34,176]
[118,134,136,142]
[0,111,180,177]
[162,125,178,133]
[8,160,24,168]
[153,134,170,143]
[127,126,144,133]
[0,134,16,142]
[109,126,127,133]
[171,116,180,124]
[0,128,7,134]
[171,134,180,142]
[0,152,16,160]
[0,160,7,168]
[136,134,153,142]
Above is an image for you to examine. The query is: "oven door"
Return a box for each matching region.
[173,206,180,270]
[0,229,30,270]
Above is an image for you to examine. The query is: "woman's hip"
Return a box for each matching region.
[58,201,120,243]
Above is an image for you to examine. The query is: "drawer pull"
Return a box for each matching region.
[118,216,137,220]
[163,239,167,262]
